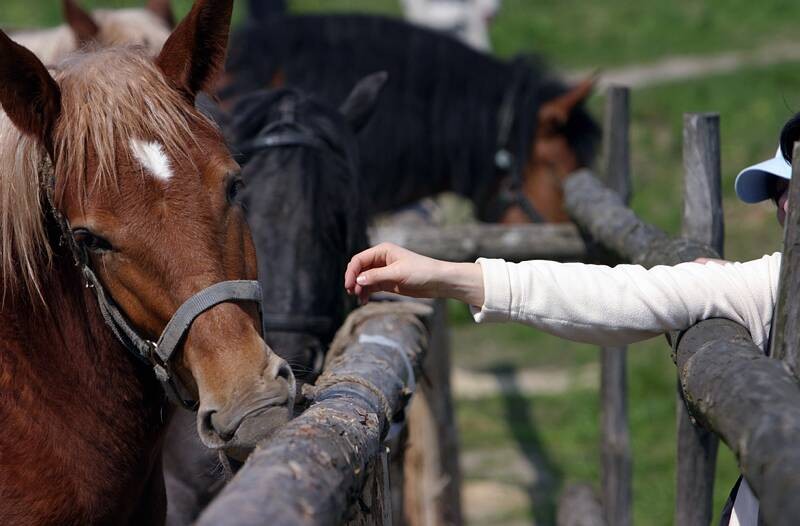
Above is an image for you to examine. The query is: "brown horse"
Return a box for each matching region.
[11,0,174,63]
[0,0,293,524]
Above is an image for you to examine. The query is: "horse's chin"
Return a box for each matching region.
[220,405,292,462]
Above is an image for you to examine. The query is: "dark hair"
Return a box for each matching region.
[780,112,800,163]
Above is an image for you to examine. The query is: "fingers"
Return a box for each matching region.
[344,243,401,295]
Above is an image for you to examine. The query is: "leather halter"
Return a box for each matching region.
[481,63,546,223]
[235,98,349,341]
[40,157,264,411]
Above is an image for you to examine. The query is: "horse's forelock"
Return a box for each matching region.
[0,47,217,302]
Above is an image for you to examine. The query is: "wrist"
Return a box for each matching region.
[436,261,484,306]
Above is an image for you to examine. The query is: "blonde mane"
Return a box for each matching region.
[0,47,214,300]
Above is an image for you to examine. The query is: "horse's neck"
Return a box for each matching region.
[0,247,167,525]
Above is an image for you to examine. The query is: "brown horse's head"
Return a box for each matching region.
[0,0,293,453]
[500,76,597,223]
[62,0,174,51]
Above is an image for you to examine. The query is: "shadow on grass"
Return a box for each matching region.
[489,362,563,526]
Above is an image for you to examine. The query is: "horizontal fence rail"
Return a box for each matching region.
[196,302,432,526]
[563,169,718,267]
[674,319,800,525]
[371,223,587,262]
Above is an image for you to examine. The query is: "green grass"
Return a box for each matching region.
[621,60,800,260]
[453,323,741,526]
[491,0,800,68]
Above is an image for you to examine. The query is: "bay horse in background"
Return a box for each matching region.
[11,0,174,63]
[223,13,600,224]
[0,0,294,524]
[401,0,501,50]
[163,74,385,525]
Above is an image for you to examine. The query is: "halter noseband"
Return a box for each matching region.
[41,157,263,411]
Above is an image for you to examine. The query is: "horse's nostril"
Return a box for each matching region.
[199,409,234,443]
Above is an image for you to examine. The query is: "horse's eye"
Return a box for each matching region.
[72,228,113,253]
[226,176,246,206]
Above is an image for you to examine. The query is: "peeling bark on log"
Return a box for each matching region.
[675,319,800,526]
[770,143,800,374]
[598,86,632,526]
[563,170,719,267]
[676,113,722,526]
[370,223,587,262]
[195,302,431,526]
[557,484,607,526]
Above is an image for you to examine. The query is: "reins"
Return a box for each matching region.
[39,155,264,411]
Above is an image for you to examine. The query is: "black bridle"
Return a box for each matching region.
[235,97,350,344]
[481,63,546,223]
[40,157,264,411]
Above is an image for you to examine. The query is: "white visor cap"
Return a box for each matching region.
[735,147,792,203]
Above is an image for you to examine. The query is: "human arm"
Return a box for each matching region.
[345,243,780,349]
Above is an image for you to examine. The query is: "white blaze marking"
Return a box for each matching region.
[129,139,174,182]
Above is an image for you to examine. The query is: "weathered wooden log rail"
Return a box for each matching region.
[195,302,432,526]
[371,223,587,262]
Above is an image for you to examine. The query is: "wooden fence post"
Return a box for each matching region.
[599,85,632,526]
[676,113,722,526]
[770,143,800,371]
[402,299,462,526]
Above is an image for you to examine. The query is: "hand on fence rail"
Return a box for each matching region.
[345,242,485,306]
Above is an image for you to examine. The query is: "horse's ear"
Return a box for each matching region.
[156,0,233,101]
[63,0,100,46]
[339,71,388,133]
[539,74,596,128]
[0,31,61,151]
[146,0,176,28]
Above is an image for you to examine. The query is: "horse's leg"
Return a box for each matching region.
[163,407,224,526]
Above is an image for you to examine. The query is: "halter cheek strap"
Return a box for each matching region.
[40,156,265,411]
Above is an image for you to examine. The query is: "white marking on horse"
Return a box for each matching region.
[129,139,173,182]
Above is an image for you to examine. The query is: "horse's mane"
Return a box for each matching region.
[0,47,212,300]
[227,15,599,210]
[231,87,367,257]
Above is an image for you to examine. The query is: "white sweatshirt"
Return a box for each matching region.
[471,252,783,526]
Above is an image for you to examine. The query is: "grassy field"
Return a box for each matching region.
[5,1,798,525]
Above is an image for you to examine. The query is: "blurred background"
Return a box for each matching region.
[6,1,800,524]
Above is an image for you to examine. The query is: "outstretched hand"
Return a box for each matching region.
[344,243,484,306]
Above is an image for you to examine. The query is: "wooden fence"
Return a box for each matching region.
[195,85,800,526]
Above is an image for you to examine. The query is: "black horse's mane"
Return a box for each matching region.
[227,14,600,213]
[230,87,367,258]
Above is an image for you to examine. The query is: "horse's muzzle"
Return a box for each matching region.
[196,356,295,453]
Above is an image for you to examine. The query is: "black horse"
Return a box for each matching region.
[222,12,600,223]
[163,73,386,525]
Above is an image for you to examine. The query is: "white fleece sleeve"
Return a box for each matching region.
[471,253,781,350]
